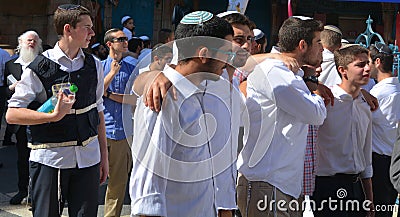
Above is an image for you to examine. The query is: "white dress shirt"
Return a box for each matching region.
[237,58,327,198]
[203,69,245,210]
[8,43,105,169]
[130,65,218,217]
[319,49,342,89]
[316,85,373,179]
[370,77,400,156]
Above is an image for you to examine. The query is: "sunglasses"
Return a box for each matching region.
[373,41,392,55]
[58,4,80,10]
[111,37,129,43]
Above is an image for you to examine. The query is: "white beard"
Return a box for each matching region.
[20,45,40,63]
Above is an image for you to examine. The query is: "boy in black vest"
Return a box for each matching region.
[6,4,108,217]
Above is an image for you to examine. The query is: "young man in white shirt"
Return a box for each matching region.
[129,11,235,217]
[313,45,373,217]
[6,4,108,217]
[236,16,327,217]
[369,42,399,217]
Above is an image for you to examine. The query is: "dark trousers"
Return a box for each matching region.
[10,125,30,194]
[372,152,398,217]
[29,161,100,217]
[313,175,366,217]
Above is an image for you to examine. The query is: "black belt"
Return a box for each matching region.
[319,173,360,183]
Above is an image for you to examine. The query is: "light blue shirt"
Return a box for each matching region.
[102,56,136,140]
[0,48,11,86]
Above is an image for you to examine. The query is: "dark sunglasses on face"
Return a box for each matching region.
[58,4,80,10]
[233,36,255,46]
[111,37,129,43]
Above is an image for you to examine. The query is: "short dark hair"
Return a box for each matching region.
[128,38,143,53]
[175,15,233,62]
[158,28,172,44]
[278,17,324,52]
[151,43,172,62]
[334,45,369,78]
[321,29,342,49]
[369,43,394,73]
[222,13,254,30]
[54,5,92,36]
[104,28,121,44]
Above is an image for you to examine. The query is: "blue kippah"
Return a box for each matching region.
[180,11,213,25]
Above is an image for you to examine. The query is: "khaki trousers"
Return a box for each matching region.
[237,173,302,217]
[104,138,132,217]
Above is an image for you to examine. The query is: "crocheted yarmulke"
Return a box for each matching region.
[180,11,213,25]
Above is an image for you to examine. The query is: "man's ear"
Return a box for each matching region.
[299,40,307,52]
[338,65,348,80]
[198,47,209,64]
[375,58,381,68]
[64,24,72,35]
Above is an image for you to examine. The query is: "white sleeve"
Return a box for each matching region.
[94,56,105,112]
[266,64,327,125]
[8,68,45,108]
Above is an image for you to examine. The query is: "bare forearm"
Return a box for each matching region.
[6,107,59,125]
[97,112,108,157]
[133,70,160,96]
[361,178,373,201]
[104,72,117,91]
[106,92,137,105]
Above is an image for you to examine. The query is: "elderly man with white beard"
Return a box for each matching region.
[4,30,42,205]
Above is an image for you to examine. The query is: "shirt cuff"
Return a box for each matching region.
[131,193,166,216]
[360,164,373,179]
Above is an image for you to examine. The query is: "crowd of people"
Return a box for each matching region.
[0,3,399,217]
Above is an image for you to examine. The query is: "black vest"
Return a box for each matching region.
[26,53,99,148]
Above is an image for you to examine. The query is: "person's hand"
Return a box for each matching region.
[279,55,300,73]
[361,89,379,111]
[144,72,175,112]
[365,202,375,217]
[313,83,334,106]
[8,81,19,92]
[51,91,75,122]
[110,59,121,75]
[99,150,109,185]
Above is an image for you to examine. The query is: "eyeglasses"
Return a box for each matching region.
[111,37,129,43]
[210,48,236,63]
[373,41,392,55]
[58,4,80,10]
[233,36,255,46]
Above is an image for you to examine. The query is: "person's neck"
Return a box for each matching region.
[226,65,235,83]
[109,51,122,62]
[175,61,204,86]
[281,52,303,67]
[339,82,361,99]
[58,39,80,60]
[377,71,392,82]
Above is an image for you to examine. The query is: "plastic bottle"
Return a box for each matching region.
[37,84,78,113]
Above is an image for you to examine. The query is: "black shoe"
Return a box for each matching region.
[9,192,28,205]
[0,162,3,168]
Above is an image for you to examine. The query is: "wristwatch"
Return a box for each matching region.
[303,75,319,84]
[105,90,112,98]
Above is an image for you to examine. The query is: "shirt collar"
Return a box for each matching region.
[376,77,398,86]
[163,64,200,98]
[53,42,85,62]
[332,84,364,102]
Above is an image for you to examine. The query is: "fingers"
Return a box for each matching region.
[172,86,178,101]
[152,84,161,112]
